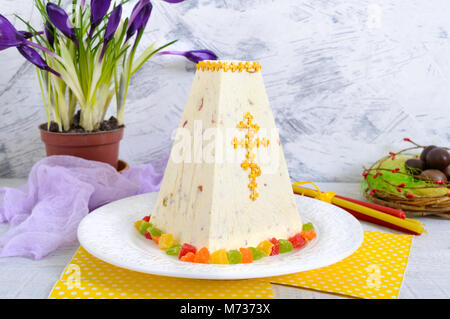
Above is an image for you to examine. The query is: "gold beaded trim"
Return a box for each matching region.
[232,112,270,201]
[196,61,262,73]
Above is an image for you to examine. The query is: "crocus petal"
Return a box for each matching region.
[104,4,122,43]
[128,0,149,27]
[160,0,186,3]
[17,45,60,77]
[126,2,152,41]
[44,21,55,47]
[46,3,78,46]
[0,14,25,50]
[100,4,122,61]
[157,49,218,63]
[89,0,112,37]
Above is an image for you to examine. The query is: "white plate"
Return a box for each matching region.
[78,193,363,280]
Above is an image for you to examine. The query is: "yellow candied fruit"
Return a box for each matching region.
[257,240,274,256]
[210,249,229,264]
[158,233,174,250]
[134,220,143,231]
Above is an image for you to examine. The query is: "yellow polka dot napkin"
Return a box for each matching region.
[268,231,413,299]
[49,247,274,299]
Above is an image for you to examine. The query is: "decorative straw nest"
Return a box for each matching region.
[362,138,450,218]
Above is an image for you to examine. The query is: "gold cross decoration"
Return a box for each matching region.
[232,112,270,201]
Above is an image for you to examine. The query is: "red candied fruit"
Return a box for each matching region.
[142,216,151,222]
[269,238,280,256]
[178,243,197,260]
[288,233,306,249]
[144,232,152,240]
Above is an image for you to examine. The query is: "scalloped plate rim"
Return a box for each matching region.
[77,192,364,280]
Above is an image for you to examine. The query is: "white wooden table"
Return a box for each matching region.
[0,179,449,299]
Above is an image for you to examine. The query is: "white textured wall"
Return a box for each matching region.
[0,0,449,181]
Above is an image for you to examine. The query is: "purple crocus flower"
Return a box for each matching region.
[44,21,55,47]
[156,49,218,63]
[0,14,25,51]
[17,45,60,77]
[161,0,186,3]
[100,4,122,61]
[0,14,59,60]
[126,1,152,42]
[46,2,79,46]
[89,0,112,38]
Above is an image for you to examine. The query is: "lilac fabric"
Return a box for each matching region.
[0,155,167,260]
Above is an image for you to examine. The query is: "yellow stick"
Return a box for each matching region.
[292,185,425,234]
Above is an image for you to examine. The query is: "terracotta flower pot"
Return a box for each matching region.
[39,125,125,169]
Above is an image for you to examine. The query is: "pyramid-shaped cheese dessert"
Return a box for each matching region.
[151,60,302,252]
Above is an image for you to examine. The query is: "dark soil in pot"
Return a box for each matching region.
[39,111,125,169]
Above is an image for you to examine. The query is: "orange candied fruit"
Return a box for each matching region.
[152,236,161,244]
[180,252,195,262]
[239,248,253,263]
[193,247,210,264]
[301,229,317,241]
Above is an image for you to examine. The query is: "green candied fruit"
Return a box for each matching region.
[302,222,314,232]
[139,221,152,235]
[249,247,266,261]
[166,244,182,256]
[279,239,294,253]
[148,226,162,238]
[227,250,243,264]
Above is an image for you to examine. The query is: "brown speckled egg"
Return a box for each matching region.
[425,147,450,170]
[419,169,448,183]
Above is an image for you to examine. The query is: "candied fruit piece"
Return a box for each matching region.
[142,215,151,222]
[211,249,229,264]
[279,239,294,253]
[144,232,152,240]
[249,247,266,261]
[227,250,243,264]
[194,247,210,264]
[158,234,174,250]
[152,236,160,244]
[301,229,317,241]
[288,233,306,249]
[148,226,162,238]
[302,222,314,231]
[178,243,197,260]
[166,244,181,256]
[139,221,152,235]
[257,240,274,256]
[180,252,195,262]
[239,248,253,263]
[135,220,143,231]
[269,238,280,256]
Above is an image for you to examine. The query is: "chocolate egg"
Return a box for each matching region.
[425,147,450,170]
[420,145,437,162]
[444,166,450,179]
[419,169,448,183]
[405,158,425,174]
